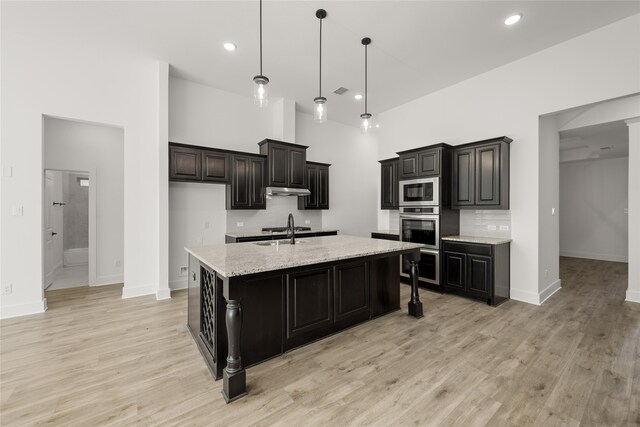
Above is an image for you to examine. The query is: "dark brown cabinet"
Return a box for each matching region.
[452,136,512,209]
[226,154,267,210]
[169,146,202,181]
[334,262,370,323]
[379,158,399,210]
[443,240,510,306]
[202,150,231,183]
[258,139,308,189]
[299,162,330,210]
[397,147,442,180]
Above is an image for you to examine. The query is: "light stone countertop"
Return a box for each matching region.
[225,228,339,238]
[441,235,512,245]
[373,230,400,236]
[186,235,424,278]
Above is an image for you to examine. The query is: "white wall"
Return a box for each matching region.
[43,117,124,285]
[559,157,629,262]
[296,112,379,237]
[626,119,640,303]
[1,18,166,317]
[376,14,640,305]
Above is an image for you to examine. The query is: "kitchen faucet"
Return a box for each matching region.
[287,213,296,245]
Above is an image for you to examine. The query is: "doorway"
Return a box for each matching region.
[44,170,91,290]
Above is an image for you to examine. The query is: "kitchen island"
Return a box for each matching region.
[185,235,424,403]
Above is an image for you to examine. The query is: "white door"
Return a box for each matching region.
[44,171,64,287]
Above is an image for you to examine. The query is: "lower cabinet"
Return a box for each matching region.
[443,241,510,306]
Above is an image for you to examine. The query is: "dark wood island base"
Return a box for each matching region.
[186,237,423,403]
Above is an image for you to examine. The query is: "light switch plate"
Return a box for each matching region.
[12,206,23,216]
[488,225,497,231]
[237,222,244,227]
[500,225,509,231]
[179,266,188,276]
[305,220,311,225]
[551,207,556,216]
[1,284,12,295]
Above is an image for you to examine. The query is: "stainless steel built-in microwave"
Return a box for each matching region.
[399,177,439,207]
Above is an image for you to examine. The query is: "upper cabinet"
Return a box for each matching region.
[169,143,231,184]
[452,136,512,210]
[398,147,442,180]
[299,162,330,210]
[226,154,267,210]
[379,158,399,210]
[258,139,308,189]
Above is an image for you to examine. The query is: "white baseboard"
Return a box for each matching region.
[510,288,540,305]
[626,289,640,303]
[156,288,172,300]
[539,279,562,304]
[93,274,124,287]
[0,299,47,319]
[170,278,187,291]
[560,251,628,263]
[121,284,156,299]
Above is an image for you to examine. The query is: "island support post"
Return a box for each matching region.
[407,251,423,318]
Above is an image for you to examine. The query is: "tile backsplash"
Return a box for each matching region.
[226,196,322,232]
[459,210,511,239]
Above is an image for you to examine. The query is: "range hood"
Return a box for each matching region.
[266,187,311,197]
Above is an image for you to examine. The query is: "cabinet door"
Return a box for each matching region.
[380,160,398,210]
[452,148,475,207]
[289,148,307,188]
[399,154,418,179]
[467,255,491,296]
[286,268,333,349]
[418,150,440,176]
[230,156,251,208]
[334,262,370,324]
[444,252,466,290]
[249,156,266,209]
[475,143,501,206]
[202,151,230,183]
[305,164,319,208]
[169,146,202,181]
[318,166,329,209]
[268,145,288,187]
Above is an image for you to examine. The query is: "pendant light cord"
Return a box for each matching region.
[319,17,322,97]
[259,0,263,76]
[364,42,368,114]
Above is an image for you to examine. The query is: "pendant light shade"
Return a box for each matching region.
[360,37,372,132]
[314,9,328,123]
[254,0,269,107]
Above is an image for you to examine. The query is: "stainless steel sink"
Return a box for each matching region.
[253,240,305,246]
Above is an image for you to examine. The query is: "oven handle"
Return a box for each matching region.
[399,214,440,220]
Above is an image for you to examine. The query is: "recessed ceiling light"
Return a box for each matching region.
[223,42,237,52]
[375,124,380,128]
[504,14,522,26]
[354,94,363,100]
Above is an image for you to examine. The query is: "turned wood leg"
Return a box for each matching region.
[407,256,424,318]
[222,299,247,403]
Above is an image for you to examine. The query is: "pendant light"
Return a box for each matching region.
[360,37,372,132]
[253,0,269,107]
[314,9,327,123]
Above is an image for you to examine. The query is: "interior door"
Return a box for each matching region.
[44,170,64,287]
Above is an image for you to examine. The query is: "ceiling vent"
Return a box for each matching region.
[333,87,349,95]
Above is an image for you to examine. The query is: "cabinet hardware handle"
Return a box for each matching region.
[192,272,196,281]
[51,232,58,236]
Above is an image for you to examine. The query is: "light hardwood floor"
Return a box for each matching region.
[1,257,639,426]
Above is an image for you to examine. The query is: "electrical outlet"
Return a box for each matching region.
[237,222,244,227]
[2,284,12,295]
[488,225,497,231]
[544,269,549,278]
[204,221,210,229]
[305,220,311,225]
[179,266,188,276]
[114,260,121,267]
[12,206,23,216]
[499,225,509,231]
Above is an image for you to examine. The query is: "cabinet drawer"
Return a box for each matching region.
[443,242,492,256]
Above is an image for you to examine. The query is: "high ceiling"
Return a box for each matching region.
[3,1,639,127]
[560,120,629,162]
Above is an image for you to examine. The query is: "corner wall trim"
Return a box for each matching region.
[121,285,156,299]
[156,289,171,300]
[510,288,540,306]
[0,299,47,319]
[626,289,640,304]
[539,279,562,304]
